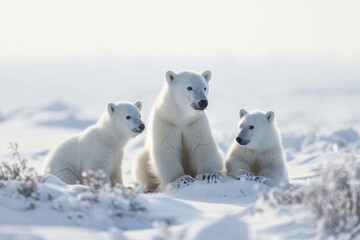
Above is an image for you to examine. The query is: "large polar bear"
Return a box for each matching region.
[226,109,288,185]
[43,101,145,186]
[134,70,224,192]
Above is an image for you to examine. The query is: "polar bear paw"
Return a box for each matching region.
[235,172,275,186]
[254,176,275,186]
[235,171,256,181]
[196,172,225,184]
[166,175,195,191]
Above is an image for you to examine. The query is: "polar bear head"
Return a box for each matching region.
[106,101,145,136]
[235,109,278,150]
[165,70,211,112]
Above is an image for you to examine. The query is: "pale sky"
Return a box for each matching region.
[1,0,360,62]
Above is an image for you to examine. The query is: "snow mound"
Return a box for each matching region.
[41,101,72,111]
[41,101,71,112]
[321,127,359,147]
[166,178,271,204]
[0,225,126,240]
[0,102,96,130]
[284,127,360,166]
[184,215,248,240]
[146,195,200,224]
[0,173,195,231]
[36,114,96,130]
[255,155,360,239]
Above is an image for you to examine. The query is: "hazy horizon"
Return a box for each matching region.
[1,0,360,62]
[1,0,359,129]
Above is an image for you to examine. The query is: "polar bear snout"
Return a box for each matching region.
[191,99,208,111]
[138,123,145,131]
[198,100,208,109]
[132,122,145,133]
[236,136,250,145]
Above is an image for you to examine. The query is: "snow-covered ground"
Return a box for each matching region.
[0,58,360,239]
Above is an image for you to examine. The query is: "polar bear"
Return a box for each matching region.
[43,101,145,186]
[226,109,287,185]
[134,70,224,192]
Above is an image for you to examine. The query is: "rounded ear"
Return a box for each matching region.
[202,70,212,82]
[239,109,248,118]
[134,100,142,111]
[266,111,275,122]
[107,103,116,115]
[166,71,177,83]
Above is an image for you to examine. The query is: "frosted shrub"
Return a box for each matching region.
[79,168,148,219]
[0,142,44,201]
[0,143,164,230]
[81,169,145,206]
[81,169,107,195]
[259,156,360,238]
[152,218,182,240]
[75,169,154,229]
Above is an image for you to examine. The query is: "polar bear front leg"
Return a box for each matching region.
[257,165,285,186]
[150,119,190,190]
[110,150,124,186]
[257,148,288,185]
[183,116,224,183]
[225,143,254,179]
[151,144,187,190]
[226,158,252,179]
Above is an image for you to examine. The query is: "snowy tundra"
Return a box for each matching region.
[134,70,224,192]
[43,101,145,185]
[0,59,359,240]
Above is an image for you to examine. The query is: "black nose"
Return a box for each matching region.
[198,100,208,108]
[236,137,243,144]
[138,124,145,131]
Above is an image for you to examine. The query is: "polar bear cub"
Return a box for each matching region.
[134,70,224,192]
[226,109,287,185]
[43,101,145,186]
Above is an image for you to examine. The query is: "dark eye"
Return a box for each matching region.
[126,116,131,120]
[187,86,192,91]
[139,115,141,118]
[204,87,207,91]
[249,125,254,129]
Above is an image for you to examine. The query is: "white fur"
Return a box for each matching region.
[43,101,144,185]
[134,70,224,191]
[226,109,288,185]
